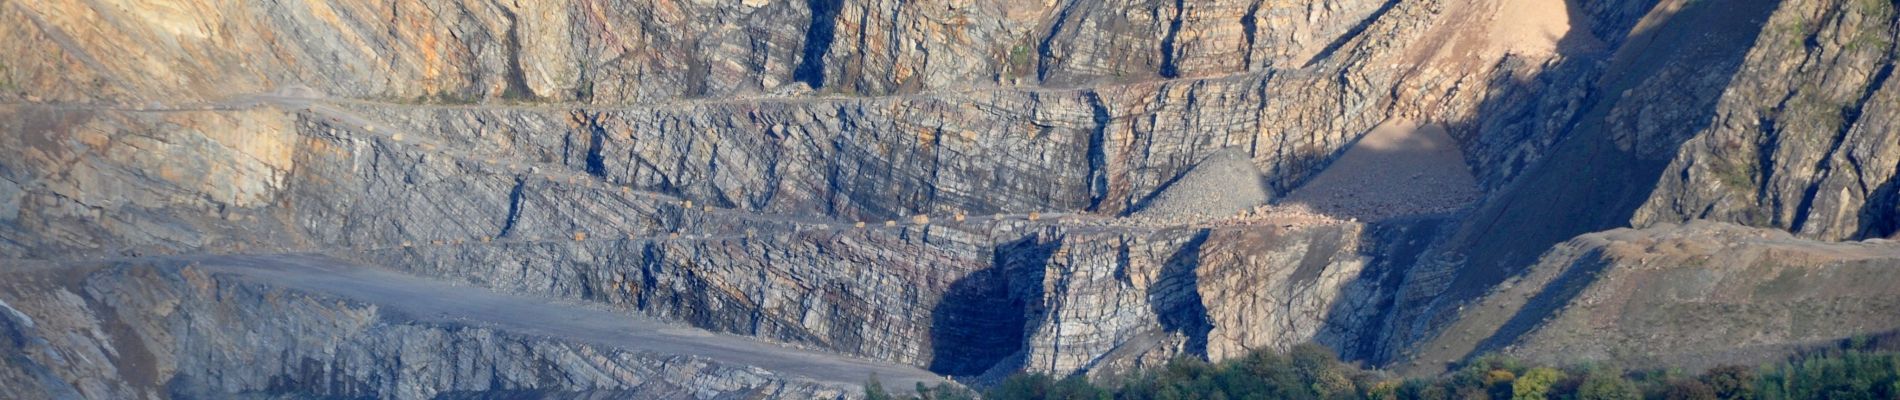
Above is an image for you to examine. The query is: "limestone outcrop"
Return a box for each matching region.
[0,259,875,399]
[4,0,1900,397]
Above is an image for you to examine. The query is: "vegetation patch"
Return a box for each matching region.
[0,61,12,91]
[872,340,1900,399]
[1713,156,1758,194]
[1008,39,1035,78]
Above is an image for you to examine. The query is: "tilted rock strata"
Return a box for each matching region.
[358,217,1375,380]
[1010,223,1370,379]
[3,0,1900,395]
[354,225,996,367]
[0,64,1399,259]
[1366,0,1900,367]
[0,262,853,400]
[0,0,1386,104]
[1635,0,1900,241]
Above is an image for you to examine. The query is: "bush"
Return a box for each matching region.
[1701,365,1756,400]
[1576,370,1640,400]
[1513,367,1565,400]
[1755,350,1900,400]
[865,345,1900,400]
[865,374,892,400]
[989,373,1055,399]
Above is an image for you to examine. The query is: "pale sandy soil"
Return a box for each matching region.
[1483,0,1576,59]
[1280,119,1482,221]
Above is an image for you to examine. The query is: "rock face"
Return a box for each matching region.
[5,0,1900,397]
[1634,0,1900,242]
[0,0,1388,104]
[1006,222,1370,379]
[352,215,1374,381]
[0,260,870,400]
[1403,221,1900,375]
[1367,0,1900,368]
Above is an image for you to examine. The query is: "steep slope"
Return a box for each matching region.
[1403,221,1900,375]
[0,2,1450,393]
[1636,0,1900,241]
[1370,0,1788,363]
[1378,0,1900,372]
[4,0,1900,396]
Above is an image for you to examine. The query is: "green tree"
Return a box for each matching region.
[1291,343,1356,398]
[865,374,893,400]
[1700,365,1756,400]
[1365,380,1402,400]
[1513,367,1565,400]
[1047,374,1109,400]
[1577,370,1641,400]
[1411,382,1451,400]
[1661,378,1716,400]
[989,373,1055,399]
[950,342,1900,400]
[1485,369,1518,400]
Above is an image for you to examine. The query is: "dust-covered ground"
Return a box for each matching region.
[198,254,949,390]
[1281,119,1482,221]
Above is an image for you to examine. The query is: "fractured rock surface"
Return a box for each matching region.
[3,0,1900,397]
[0,258,886,399]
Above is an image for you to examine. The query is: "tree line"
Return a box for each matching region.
[870,337,1900,399]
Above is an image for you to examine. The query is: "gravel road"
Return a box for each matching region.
[198,254,950,391]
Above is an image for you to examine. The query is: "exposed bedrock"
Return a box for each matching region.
[5,0,1900,395]
[1400,221,1900,375]
[1372,0,1900,368]
[0,62,1400,259]
[1634,0,1900,242]
[356,217,1383,380]
[0,0,1452,260]
[1008,223,1373,379]
[0,0,1387,104]
[0,261,866,400]
[354,225,997,366]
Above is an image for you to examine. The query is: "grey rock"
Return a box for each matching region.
[1400,221,1900,375]
[4,0,1900,395]
[1130,148,1271,221]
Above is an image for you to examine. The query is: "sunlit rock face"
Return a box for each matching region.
[4,0,1900,397]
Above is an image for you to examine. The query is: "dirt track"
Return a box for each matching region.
[196,254,949,391]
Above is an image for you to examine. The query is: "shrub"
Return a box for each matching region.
[1513,367,1565,400]
[1658,376,1717,400]
[1577,370,1641,400]
[866,345,1900,399]
[1701,365,1756,400]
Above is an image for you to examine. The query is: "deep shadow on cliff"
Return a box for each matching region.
[1150,230,1213,357]
[1861,176,1900,239]
[929,235,1055,376]
[1317,216,1455,364]
[1349,0,1783,369]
